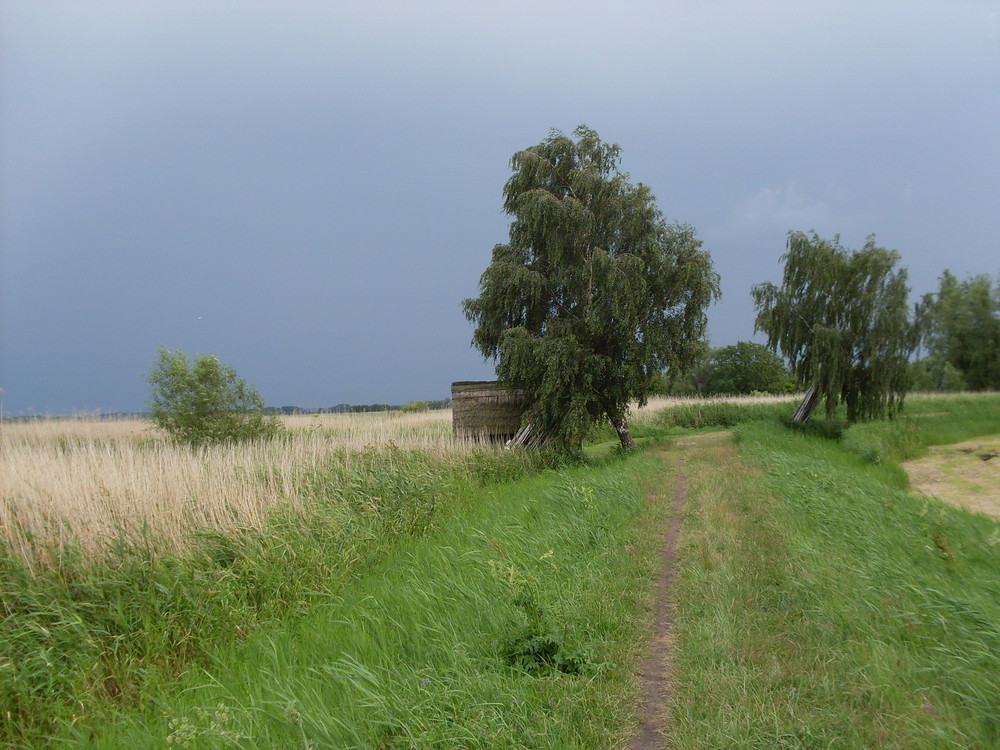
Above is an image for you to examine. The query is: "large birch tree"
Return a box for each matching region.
[463,126,719,452]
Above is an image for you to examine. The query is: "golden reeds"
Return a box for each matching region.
[0,410,465,568]
[0,396,797,568]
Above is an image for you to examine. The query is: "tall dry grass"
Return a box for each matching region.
[0,411,468,568]
[0,397,790,568]
[635,393,799,413]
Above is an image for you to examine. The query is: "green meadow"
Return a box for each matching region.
[2,394,999,748]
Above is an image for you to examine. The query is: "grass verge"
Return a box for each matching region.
[41,452,667,748]
[0,446,554,747]
[841,393,1000,467]
[671,418,1000,748]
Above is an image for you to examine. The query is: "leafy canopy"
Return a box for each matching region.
[752,231,919,422]
[463,126,719,450]
[920,270,1000,391]
[704,341,795,396]
[147,348,283,446]
[908,355,968,393]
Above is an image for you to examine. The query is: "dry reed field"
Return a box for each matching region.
[0,397,795,569]
[0,410,466,569]
[637,393,799,410]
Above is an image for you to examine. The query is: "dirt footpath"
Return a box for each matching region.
[630,432,731,750]
[904,434,1000,520]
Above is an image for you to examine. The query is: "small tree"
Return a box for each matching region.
[920,271,1000,391]
[147,348,283,446]
[703,341,794,395]
[751,231,919,422]
[401,400,430,413]
[463,126,719,452]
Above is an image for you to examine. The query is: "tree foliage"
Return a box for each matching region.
[657,339,712,396]
[920,270,1000,391]
[751,231,919,422]
[908,355,968,392]
[147,348,283,446]
[401,400,430,413]
[463,126,719,451]
[704,341,795,395]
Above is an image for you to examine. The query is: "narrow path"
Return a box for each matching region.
[629,469,685,750]
[630,432,728,750]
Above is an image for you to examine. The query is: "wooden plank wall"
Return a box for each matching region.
[451,381,526,440]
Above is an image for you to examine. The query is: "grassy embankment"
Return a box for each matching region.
[0,405,673,747]
[61,452,669,748]
[668,393,1000,748]
[4,393,999,747]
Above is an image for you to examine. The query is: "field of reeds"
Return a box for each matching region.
[0,410,467,567]
[0,399,724,568]
[1,402,679,746]
[1,407,564,744]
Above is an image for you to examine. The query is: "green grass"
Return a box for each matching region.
[904,393,1000,447]
[841,393,1000,466]
[47,452,665,748]
[0,446,557,747]
[671,406,1000,748]
[9,392,998,747]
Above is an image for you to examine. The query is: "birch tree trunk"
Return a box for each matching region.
[608,413,635,450]
[793,382,821,423]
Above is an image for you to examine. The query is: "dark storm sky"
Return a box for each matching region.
[2,1,997,414]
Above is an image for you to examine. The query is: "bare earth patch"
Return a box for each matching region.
[904,434,1000,519]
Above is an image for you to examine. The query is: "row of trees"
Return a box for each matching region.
[464,127,994,450]
[661,267,999,405]
[266,401,450,415]
[147,126,994,452]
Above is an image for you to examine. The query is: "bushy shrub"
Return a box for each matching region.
[703,342,794,395]
[401,400,430,413]
[908,356,967,392]
[842,419,922,464]
[146,348,284,446]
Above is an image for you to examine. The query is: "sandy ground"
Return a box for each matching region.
[904,435,1000,520]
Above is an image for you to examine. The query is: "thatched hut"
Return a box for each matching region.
[451,381,527,442]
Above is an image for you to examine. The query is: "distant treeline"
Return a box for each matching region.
[264,400,452,416]
[2,401,453,422]
[1,413,151,423]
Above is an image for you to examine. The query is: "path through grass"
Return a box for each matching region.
[10,393,999,747]
[670,420,1000,748]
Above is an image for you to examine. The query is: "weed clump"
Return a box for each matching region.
[503,592,599,675]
